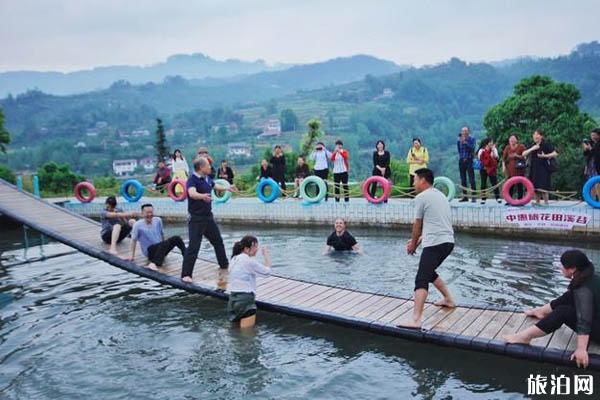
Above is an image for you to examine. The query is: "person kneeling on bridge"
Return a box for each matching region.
[101,196,136,255]
[504,250,600,369]
[227,235,271,328]
[126,203,186,271]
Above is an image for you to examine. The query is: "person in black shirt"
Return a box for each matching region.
[522,129,558,205]
[217,159,235,184]
[325,218,361,253]
[181,156,236,283]
[270,145,287,191]
[258,159,272,180]
[293,156,310,198]
[369,140,391,201]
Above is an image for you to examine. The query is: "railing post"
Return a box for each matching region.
[33,175,40,198]
[16,175,23,191]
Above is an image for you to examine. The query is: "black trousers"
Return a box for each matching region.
[147,236,185,267]
[272,172,286,191]
[101,223,131,244]
[409,174,415,188]
[509,180,524,200]
[480,170,500,200]
[415,242,454,291]
[333,172,349,202]
[459,158,476,197]
[181,216,228,278]
[536,291,600,342]
[314,169,329,201]
[368,170,389,202]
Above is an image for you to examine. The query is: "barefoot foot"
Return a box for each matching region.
[182,276,193,283]
[434,298,456,308]
[145,262,158,271]
[502,333,531,345]
[108,248,119,256]
[396,318,422,329]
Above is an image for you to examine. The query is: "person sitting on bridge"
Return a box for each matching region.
[325,218,361,253]
[101,196,136,255]
[227,235,272,328]
[504,250,600,369]
[127,203,186,271]
[152,161,172,193]
[398,168,456,329]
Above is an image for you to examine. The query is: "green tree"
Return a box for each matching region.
[37,162,83,194]
[0,164,16,184]
[0,107,11,153]
[300,119,323,157]
[280,108,298,132]
[483,75,596,191]
[155,118,169,162]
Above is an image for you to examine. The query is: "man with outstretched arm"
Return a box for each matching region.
[181,156,236,283]
[398,168,456,329]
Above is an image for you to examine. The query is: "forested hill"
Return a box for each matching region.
[1,42,599,181]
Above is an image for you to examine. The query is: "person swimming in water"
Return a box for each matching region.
[324,218,361,253]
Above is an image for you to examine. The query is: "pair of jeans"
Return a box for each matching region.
[181,216,228,278]
[147,236,185,267]
[480,169,500,201]
[459,158,476,197]
[333,172,349,202]
[313,169,329,200]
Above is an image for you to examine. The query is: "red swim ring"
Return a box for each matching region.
[74,181,96,203]
[167,179,187,201]
[502,176,534,206]
[362,176,391,204]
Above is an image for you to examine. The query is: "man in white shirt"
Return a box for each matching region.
[309,142,331,201]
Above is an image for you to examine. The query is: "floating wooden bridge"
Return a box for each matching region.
[1,178,598,370]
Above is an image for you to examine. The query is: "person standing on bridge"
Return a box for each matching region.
[504,250,600,369]
[399,168,455,329]
[181,156,236,283]
[227,235,272,328]
[101,196,136,255]
[127,203,186,271]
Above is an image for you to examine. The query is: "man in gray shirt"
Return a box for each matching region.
[127,203,185,271]
[398,168,455,329]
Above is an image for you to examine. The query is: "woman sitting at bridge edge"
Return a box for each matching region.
[504,250,600,368]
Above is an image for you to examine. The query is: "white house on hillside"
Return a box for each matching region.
[227,142,251,157]
[139,157,156,172]
[258,119,281,138]
[112,159,138,176]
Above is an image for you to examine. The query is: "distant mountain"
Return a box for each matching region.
[0,53,291,96]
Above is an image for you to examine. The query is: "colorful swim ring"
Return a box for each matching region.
[433,176,456,202]
[256,178,280,203]
[582,176,600,209]
[362,176,391,204]
[172,170,188,195]
[120,179,144,203]
[74,181,96,203]
[167,179,187,202]
[299,176,327,203]
[212,179,232,204]
[502,176,534,206]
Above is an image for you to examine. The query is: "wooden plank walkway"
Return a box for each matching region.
[1,178,598,370]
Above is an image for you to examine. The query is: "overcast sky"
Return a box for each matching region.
[0,0,598,72]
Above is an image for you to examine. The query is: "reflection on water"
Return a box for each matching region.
[1,224,600,399]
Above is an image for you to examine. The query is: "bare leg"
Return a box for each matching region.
[240,314,256,329]
[524,303,552,319]
[503,325,547,344]
[109,224,122,254]
[432,277,456,307]
[398,289,428,328]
